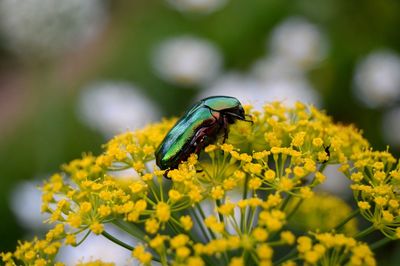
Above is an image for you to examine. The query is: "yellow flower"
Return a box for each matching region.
[281,231,295,245]
[168,189,182,201]
[252,227,268,242]
[248,178,262,190]
[218,202,235,216]
[204,216,225,233]
[299,187,314,198]
[374,196,387,206]
[293,167,305,178]
[180,215,193,231]
[278,177,294,191]
[156,202,170,222]
[257,244,273,260]
[145,218,159,234]
[312,138,323,147]
[211,186,224,199]
[129,181,146,193]
[65,234,76,246]
[304,250,320,264]
[205,144,217,153]
[382,211,394,223]
[170,234,189,249]
[291,132,306,147]
[90,221,104,235]
[132,245,152,264]
[264,170,276,182]
[297,236,312,253]
[187,257,204,266]
[351,172,364,182]
[176,247,191,258]
[229,257,244,266]
[358,201,371,210]
[67,213,82,228]
[98,205,111,217]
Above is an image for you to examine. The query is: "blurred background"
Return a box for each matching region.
[0,0,399,264]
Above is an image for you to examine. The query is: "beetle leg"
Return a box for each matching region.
[195,135,209,154]
[222,116,229,143]
[322,144,331,163]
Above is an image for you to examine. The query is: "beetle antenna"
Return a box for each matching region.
[225,112,253,123]
[244,114,254,124]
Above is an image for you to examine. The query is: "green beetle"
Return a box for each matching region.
[155,96,250,174]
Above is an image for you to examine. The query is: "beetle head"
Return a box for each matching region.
[224,105,251,124]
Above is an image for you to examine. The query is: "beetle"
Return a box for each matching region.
[155,96,251,175]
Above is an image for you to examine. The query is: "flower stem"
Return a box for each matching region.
[354,225,375,239]
[191,209,212,242]
[102,231,162,263]
[216,199,224,223]
[102,230,134,250]
[74,230,91,247]
[333,209,360,232]
[280,194,292,211]
[273,247,297,265]
[241,175,249,232]
[196,204,217,239]
[112,220,146,242]
[286,198,303,221]
[370,237,392,250]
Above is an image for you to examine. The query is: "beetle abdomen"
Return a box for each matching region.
[155,107,218,170]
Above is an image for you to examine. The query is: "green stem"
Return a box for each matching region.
[102,230,134,250]
[191,209,211,242]
[286,199,303,221]
[167,220,181,235]
[273,247,297,265]
[241,175,249,232]
[370,237,392,250]
[74,230,91,247]
[354,225,375,239]
[333,209,360,232]
[160,252,168,266]
[102,231,162,263]
[197,204,217,240]
[247,206,258,234]
[280,194,292,211]
[112,220,146,242]
[216,199,224,223]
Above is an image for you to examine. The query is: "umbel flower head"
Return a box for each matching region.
[2,102,399,266]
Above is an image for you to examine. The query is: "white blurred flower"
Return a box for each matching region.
[251,56,304,83]
[0,0,107,58]
[269,17,328,70]
[353,50,400,108]
[10,180,50,230]
[260,78,322,107]
[250,55,322,107]
[77,81,160,138]
[152,36,223,87]
[166,0,228,14]
[197,72,267,110]
[57,225,134,265]
[382,107,400,147]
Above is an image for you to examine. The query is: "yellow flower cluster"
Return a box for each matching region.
[296,233,376,265]
[345,150,400,238]
[0,226,64,266]
[288,194,358,235]
[2,102,398,265]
